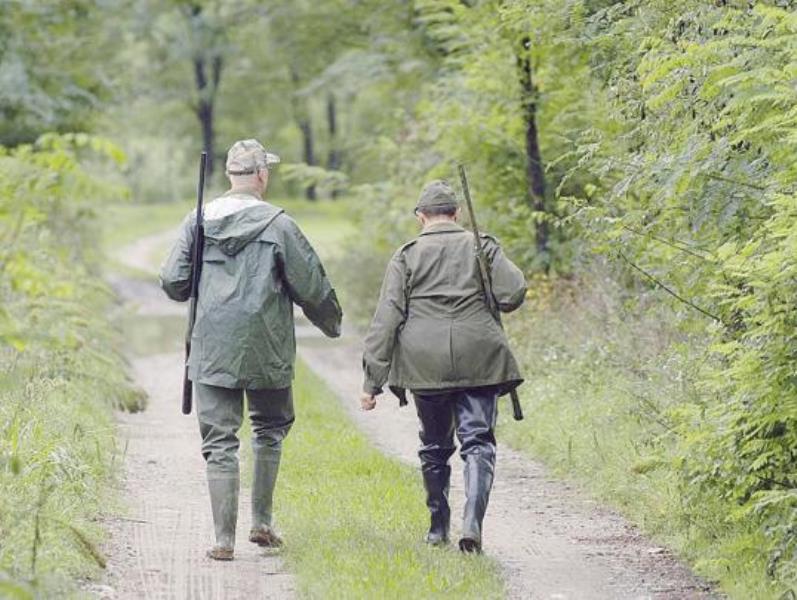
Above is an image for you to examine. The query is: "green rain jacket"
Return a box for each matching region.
[160,190,342,390]
[363,221,526,397]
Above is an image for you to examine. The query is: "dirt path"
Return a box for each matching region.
[97,238,295,599]
[104,227,718,600]
[298,335,717,600]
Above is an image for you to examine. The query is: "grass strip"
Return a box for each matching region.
[272,360,505,599]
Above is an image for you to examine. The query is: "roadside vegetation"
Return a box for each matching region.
[0,137,143,597]
[502,271,782,598]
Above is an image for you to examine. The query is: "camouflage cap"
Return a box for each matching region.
[415,180,459,212]
[225,139,281,175]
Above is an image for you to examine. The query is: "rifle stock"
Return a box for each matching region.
[182,151,207,415]
[458,164,524,422]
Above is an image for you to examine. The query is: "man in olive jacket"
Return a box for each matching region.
[361,180,526,554]
[161,139,342,561]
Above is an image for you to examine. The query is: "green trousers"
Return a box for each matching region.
[196,383,294,529]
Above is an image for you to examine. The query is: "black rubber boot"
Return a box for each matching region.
[422,464,451,546]
[459,452,494,554]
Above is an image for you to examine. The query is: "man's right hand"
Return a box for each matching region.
[360,393,376,411]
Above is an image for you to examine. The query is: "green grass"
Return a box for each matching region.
[0,370,120,599]
[264,361,505,599]
[0,258,142,598]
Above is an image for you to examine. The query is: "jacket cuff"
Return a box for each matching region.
[363,383,383,396]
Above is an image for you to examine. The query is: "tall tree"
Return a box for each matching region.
[326,94,340,167]
[182,2,225,179]
[136,0,260,181]
[516,35,549,260]
[290,67,317,200]
[265,0,372,199]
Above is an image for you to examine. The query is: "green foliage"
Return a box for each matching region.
[501,269,788,597]
[279,163,349,197]
[0,136,141,594]
[0,1,124,146]
[553,4,797,589]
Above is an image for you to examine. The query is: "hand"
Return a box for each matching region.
[360,393,376,411]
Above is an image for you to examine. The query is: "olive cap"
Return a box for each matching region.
[415,180,459,212]
[225,139,280,175]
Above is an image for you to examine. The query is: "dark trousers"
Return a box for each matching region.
[413,387,499,544]
[413,387,499,468]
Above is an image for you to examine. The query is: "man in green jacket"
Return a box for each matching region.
[160,139,342,561]
[361,180,526,554]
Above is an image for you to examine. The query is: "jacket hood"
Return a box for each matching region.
[203,195,284,256]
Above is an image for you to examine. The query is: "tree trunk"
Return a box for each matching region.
[291,68,317,201]
[299,118,316,201]
[326,92,340,198]
[517,35,549,262]
[193,57,213,179]
[189,4,223,181]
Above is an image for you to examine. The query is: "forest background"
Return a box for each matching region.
[0,0,796,598]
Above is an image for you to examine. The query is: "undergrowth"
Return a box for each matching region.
[0,135,142,597]
[501,267,793,599]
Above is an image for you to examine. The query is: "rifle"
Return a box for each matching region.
[458,164,524,421]
[182,151,207,415]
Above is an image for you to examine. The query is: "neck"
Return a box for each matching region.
[423,216,457,228]
[229,183,264,198]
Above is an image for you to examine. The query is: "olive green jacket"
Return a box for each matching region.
[363,221,526,397]
[160,189,342,390]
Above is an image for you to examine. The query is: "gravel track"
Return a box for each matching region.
[298,334,718,600]
[99,227,719,600]
[97,236,295,600]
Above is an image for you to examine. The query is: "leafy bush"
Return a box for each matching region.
[502,267,791,597]
[563,4,797,589]
[0,135,141,595]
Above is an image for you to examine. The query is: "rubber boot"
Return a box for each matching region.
[249,446,284,548]
[422,464,451,546]
[207,474,239,560]
[459,453,494,554]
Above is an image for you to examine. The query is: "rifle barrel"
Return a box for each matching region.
[182,151,207,415]
[458,164,524,421]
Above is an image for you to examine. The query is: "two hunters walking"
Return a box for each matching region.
[160,139,526,560]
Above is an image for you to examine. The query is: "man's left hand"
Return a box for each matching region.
[360,393,376,411]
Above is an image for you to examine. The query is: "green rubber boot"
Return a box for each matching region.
[249,446,284,548]
[207,473,239,560]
